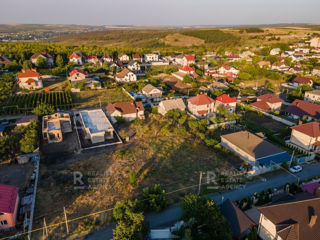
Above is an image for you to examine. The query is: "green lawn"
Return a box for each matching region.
[71,88,131,109]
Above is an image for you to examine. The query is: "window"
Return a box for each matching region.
[0,220,8,226]
[0,212,3,216]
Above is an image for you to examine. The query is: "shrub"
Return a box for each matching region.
[129,170,139,185]
[140,184,168,212]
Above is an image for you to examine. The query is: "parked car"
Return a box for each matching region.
[289,165,302,173]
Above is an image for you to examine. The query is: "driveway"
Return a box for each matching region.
[85,162,320,240]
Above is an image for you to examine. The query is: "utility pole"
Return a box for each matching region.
[43,217,48,239]
[198,171,203,195]
[64,207,69,234]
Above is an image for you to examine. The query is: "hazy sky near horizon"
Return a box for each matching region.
[1,0,320,25]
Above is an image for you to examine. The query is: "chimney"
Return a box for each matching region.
[22,69,25,73]
[299,120,303,125]
[309,215,317,227]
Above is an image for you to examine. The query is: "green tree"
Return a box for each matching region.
[36,57,48,68]
[22,60,32,70]
[19,120,38,154]
[32,103,55,116]
[181,194,232,240]
[112,200,148,240]
[56,55,65,68]
[140,184,168,212]
[0,135,19,162]
[0,74,15,101]
[183,74,192,83]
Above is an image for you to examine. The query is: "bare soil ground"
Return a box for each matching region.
[244,111,287,131]
[33,114,240,239]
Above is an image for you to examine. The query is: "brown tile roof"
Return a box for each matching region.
[106,101,144,115]
[30,52,53,60]
[159,98,186,113]
[258,197,320,240]
[116,68,131,79]
[0,55,12,65]
[285,99,320,119]
[251,101,271,112]
[221,131,285,159]
[291,122,320,138]
[257,94,283,104]
[142,84,161,94]
[221,199,256,238]
[293,76,313,85]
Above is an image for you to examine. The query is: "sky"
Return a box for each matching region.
[1,0,320,26]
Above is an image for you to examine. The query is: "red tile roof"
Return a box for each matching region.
[179,66,195,72]
[197,110,208,115]
[184,55,195,61]
[258,61,271,66]
[69,69,87,77]
[0,184,18,214]
[216,94,237,104]
[293,76,313,85]
[25,78,36,84]
[30,52,53,60]
[257,94,283,104]
[285,99,320,119]
[188,94,215,106]
[69,52,82,59]
[17,69,41,79]
[291,122,320,138]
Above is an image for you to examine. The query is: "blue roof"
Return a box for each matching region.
[258,152,291,166]
[0,125,6,132]
[129,92,135,96]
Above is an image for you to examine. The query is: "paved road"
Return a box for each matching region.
[85,162,320,240]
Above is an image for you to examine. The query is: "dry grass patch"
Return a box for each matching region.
[161,33,205,47]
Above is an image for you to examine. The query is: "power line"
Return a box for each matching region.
[0,179,210,240]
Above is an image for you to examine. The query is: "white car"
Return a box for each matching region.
[289,165,302,173]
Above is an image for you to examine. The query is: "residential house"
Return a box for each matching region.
[291,54,305,62]
[30,52,54,67]
[239,51,255,61]
[132,54,143,62]
[258,61,271,68]
[285,99,320,120]
[271,62,288,71]
[221,199,256,240]
[179,66,195,74]
[106,101,144,122]
[158,98,186,116]
[118,53,130,62]
[215,94,237,113]
[16,115,38,127]
[295,47,310,54]
[69,70,87,83]
[292,76,313,87]
[101,55,113,63]
[182,55,195,66]
[290,122,320,152]
[69,52,85,65]
[127,60,141,72]
[312,67,320,76]
[288,67,303,74]
[258,196,320,240]
[85,56,99,64]
[115,68,137,82]
[218,65,239,76]
[173,55,184,65]
[142,84,163,101]
[304,90,320,103]
[144,53,159,62]
[227,54,241,62]
[270,48,281,55]
[187,93,215,117]
[251,94,283,112]
[0,55,11,66]
[17,68,43,90]
[220,131,291,167]
[310,37,320,48]
[0,184,19,230]
[42,113,72,143]
[78,109,114,143]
